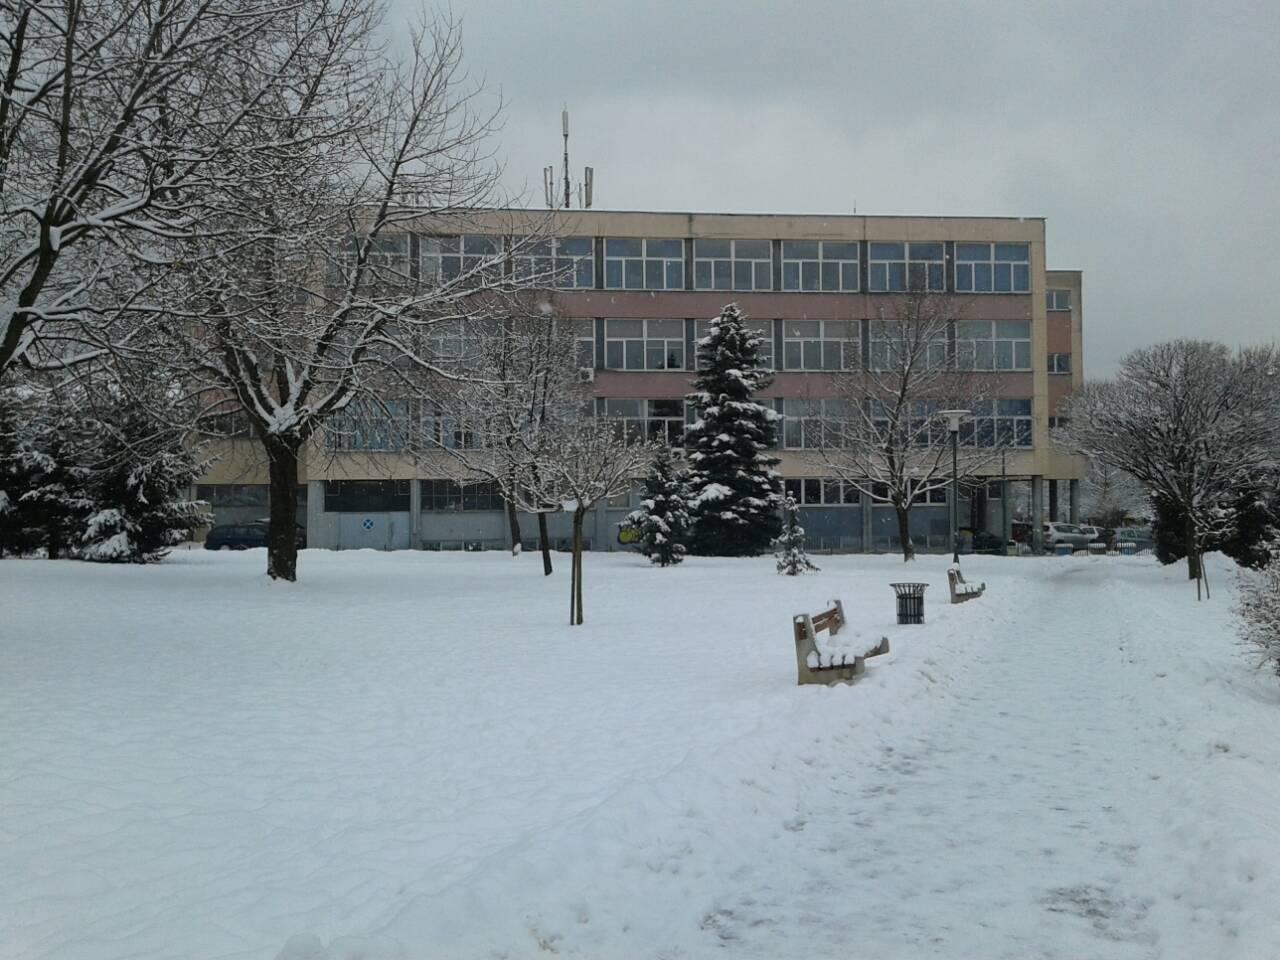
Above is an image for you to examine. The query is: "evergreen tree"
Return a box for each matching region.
[684,304,782,556]
[623,447,692,566]
[79,396,209,563]
[775,495,819,575]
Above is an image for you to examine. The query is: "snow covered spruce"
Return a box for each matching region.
[0,385,206,562]
[774,494,819,575]
[684,304,783,556]
[622,447,693,566]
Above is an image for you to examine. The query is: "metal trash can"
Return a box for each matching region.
[1054,542,1073,557]
[890,582,928,625]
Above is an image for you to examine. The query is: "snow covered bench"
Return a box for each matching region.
[793,599,890,686]
[947,565,985,604]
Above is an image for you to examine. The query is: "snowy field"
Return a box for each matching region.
[3,549,1279,960]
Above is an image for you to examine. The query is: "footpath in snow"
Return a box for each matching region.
[2,550,1278,960]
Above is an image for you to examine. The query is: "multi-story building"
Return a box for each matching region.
[195,209,1086,554]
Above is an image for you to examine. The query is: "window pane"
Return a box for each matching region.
[824,241,857,260]
[785,478,802,500]
[785,319,819,337]
[625,259,644,288]
[605,341,623,369]
[994,262,1012,293]
[995,340,1014,369]
[645,260,664,289]
[803,479,821,503]
[666,261,683,289]
[751,261,769,289]
[607,318,643,337]
[955,263,972,290]
[625,340,644,369]
[784,341,802,370]
[870,242,903,259]
[802,261,820,291]
[974,263,993,292]
[910,242,943,260]
[667,343,684,369]
[735,239,770,259]
[888,262,907,291]
[783,241,819,258]
[648,318,682,337]
[604,260,624,288]
[694,261,712,289]
[803,340,822,369]
[695,239,730,257]
[1013,263,1029,292]
[1015,341,1031,369]
[994,243,1028,262]
[956,243,989,261]
[606,237,641,257]
[997,320,1030,338]
[840,262,858,290]
[782,261,800,290]
[648,239,682,258]
[646,343,668,369]
[714,260,732,289]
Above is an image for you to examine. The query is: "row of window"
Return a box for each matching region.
[321,477,967,514]
[352,234,1036,294]
[778,398,1034,450]
[596,317,1038,373]
[323,479,501,513]
[325,396,1039,453]
[783,478,950,507]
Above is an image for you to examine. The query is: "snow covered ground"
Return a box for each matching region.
[2,549,1278,960]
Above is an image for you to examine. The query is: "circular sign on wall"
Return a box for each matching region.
[362,518,374,530]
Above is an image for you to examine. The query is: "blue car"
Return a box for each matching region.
[203,524,269,550]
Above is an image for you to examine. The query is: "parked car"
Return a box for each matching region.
[1078,525,1116,547]
[1042,522,1092,552]
[252,519,308,549]
[204,524,268,550]
[1115,526,1154,552]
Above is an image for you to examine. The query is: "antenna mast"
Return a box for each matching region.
[543,107,594,210]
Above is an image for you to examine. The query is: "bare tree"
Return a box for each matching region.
[818,293,1003,561]
[510,414,655,626]
[0,0,306,380]
[432,304,592,575]
[156,6,524,582]
[1061,340,1280,590]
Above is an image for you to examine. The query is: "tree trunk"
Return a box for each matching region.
[264,436,300,582]
[505,497,522,554]
[570,507,585,625]
[538,511,553,575]
[895,503,915,562]
[1184,513,1200,581]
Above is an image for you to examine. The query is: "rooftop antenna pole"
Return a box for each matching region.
[562,107,571,209]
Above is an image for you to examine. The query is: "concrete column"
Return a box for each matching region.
[1048,479,1059,522]
[1031,476,1044,554]
[861,500,873,553]
[306,480,325,549]
[408,478,421,548]
[1069,478,1080,524]
[1001,479,1011,546]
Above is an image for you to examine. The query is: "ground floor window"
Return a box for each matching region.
[783,478,861,505]
[323,480,410,512]
[420,479,502,511]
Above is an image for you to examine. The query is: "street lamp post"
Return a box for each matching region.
[939,409,971,564]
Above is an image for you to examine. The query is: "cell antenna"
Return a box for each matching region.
[543,107,595,209]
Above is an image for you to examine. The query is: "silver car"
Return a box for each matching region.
[1042,522,1092,552]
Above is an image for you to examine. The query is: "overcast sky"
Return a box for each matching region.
[394,0,1278,375]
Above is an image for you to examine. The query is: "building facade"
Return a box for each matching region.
[195,209,1087,554]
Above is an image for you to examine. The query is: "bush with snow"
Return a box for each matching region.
[774,495,819,575]
[1238,538,1280,675]
[623,448,692,567]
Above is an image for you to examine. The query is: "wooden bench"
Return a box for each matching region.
[947,566,986,604]
[793,599,891,686]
